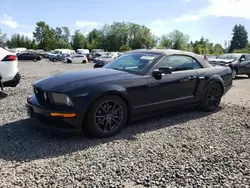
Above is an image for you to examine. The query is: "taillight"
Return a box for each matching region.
[2,55,17,61]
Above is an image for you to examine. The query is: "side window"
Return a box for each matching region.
[192,58,202,69]
[155,55,202,72]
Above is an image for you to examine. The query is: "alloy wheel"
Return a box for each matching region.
[94,100,123,132]
[207,87,221,109]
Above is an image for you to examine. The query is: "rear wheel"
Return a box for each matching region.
[82,60,87,64]
[67,60,72,63]
[85,95,128,138]
[53,58,57,62]
[33,58,37,62]
[247,74,250,78]
[201,83,223,111]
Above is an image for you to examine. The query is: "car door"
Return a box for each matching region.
[72,55,79,63]
[238,55,250,74]
[23,53,30,60]
[17,54,24,60]
[146,55,200,113]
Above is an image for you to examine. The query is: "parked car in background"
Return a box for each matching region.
[93,54,114,68]
[63,54,88,64]
[207,55,218,60]
[0,46,21,90]
[76,49,89,54]
[50,53,71,62]
[26,49,232,138]
[44,51,54,58]
[17,52,41,62]
[35,49,45,56]
[91,49,104,53]
[207,53,250,78]
[52,49,75,57]
[89,52,103,61]
[11,47,27,54]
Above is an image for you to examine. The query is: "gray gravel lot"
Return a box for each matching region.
[0,59,250,187]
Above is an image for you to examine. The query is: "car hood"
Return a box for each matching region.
[33,68,136,92]
[208,58,236,63]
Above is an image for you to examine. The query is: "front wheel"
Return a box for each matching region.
[201,83,223,112]
[53,58,57,62]
[33,58,37,62]
[85,95,128,138]
[82,60,87,64]
[247,74,250,78]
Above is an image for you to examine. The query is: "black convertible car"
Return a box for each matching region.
[26,49,233,138]
[208,53,250,79]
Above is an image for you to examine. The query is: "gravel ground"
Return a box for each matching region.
[0,59,250,188]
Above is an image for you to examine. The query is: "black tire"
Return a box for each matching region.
[201,83,223,112]
[82,60,87,64]
[67,60,72,63]
[53,58,57,62]
[85,95,128,138]
[33,58,37,62]
[232,68,237,79]
[247,74,250,78]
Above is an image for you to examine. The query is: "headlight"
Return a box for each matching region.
[51,93,73,106]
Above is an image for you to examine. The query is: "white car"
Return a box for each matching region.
[63,54,88,64]
[0,46,21,90]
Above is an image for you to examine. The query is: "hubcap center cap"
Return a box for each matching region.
[106,114,113,120]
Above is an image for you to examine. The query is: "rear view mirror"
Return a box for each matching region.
[152,66,172,80]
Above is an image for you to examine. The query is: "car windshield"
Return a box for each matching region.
[217,54,241,60]
[104,53,160,74]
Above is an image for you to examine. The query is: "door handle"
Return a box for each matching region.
[189,76,197,80]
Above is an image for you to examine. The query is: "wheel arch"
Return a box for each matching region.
[82,88,132,128]
[205,75,224,94]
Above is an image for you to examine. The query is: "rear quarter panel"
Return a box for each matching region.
[0,48,19,82]
[194,66,232,100]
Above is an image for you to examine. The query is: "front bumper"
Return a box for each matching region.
[2,72,21,87]
[26,94,85,133]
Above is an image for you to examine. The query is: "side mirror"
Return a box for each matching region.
[152,66,172,80]
[240,57,246,62]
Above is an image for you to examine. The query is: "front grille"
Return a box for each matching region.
[34,87,53,106]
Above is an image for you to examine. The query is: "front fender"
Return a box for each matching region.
[72,83,132,111]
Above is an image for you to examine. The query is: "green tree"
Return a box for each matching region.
[55,27,63,40]
[33,21,57,50]
[86,28,103,50]
[7,33,38,49]
[62,26,71,43]
[71,30,85,51]
[192,37,214,54]
[229,24,248,52]
[233,48,250,53]
[119,44,131,51]
[159,34,170,48]
[167,30,189,50]
[213,43,224,54]
[194,45,202,54]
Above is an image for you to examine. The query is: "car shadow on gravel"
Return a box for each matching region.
[0,106,223,162]
[0,92,8,100]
